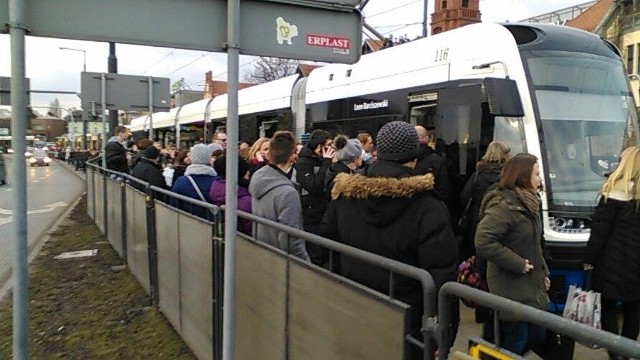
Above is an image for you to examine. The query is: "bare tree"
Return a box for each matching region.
[243,57,300,84]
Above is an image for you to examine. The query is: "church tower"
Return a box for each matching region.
[431,0,481,35]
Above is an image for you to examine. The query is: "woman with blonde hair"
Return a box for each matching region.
[460,141,512,258]
[584,146,640,360]
[248,137,270,175]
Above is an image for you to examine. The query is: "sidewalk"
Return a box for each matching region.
[0,162,195,358]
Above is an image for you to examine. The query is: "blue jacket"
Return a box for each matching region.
[170,174,220,221]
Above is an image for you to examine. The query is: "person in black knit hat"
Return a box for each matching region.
[323,121,459,359]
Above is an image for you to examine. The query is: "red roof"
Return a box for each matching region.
[566,0,615,32]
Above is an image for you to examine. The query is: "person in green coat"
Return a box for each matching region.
[474,152,550,356]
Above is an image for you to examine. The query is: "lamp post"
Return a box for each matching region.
[58,46,87,72]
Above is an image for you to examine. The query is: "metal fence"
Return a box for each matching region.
[85,163,640,360]
[85,163,439,360]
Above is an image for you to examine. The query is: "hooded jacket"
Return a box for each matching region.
[585,189,640,301]
[131,158,166,191]
[323,160,458,336]
[474,188,549,319]
[104,136,129,174]
[249,165,310,261]
[295,145,332,225]
[169,165,220,221]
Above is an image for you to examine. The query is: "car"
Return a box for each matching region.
[29,148,51,166]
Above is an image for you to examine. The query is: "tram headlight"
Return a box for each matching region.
[549,215,591,233]
[29,157,36,164]
[43,157,52,163]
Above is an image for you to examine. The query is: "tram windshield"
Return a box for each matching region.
[527,51,638,208]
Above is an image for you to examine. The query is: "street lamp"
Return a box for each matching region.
[59,46,87,72]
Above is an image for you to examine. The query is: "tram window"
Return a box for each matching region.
[494,117,525,154]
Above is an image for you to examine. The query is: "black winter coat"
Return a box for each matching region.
[131,158,167,191]
[104,139,130,174]
[585,193,640,301]
[295,146,332,225]
[415,145,451,202]
[323,160,459,339]
[459,161,503,258]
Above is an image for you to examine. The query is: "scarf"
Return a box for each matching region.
[514,187,540,216]
[184,163,217,176]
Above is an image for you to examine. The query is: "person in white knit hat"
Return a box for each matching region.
[169,143,220,220]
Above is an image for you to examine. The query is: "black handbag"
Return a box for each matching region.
[538,330,575,360]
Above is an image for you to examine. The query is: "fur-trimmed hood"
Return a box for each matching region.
[331,172,435,200]
[330,172,436,226]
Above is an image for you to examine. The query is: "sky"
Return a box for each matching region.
[0,0,593,114]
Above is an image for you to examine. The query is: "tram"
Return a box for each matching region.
[129,22,639,266]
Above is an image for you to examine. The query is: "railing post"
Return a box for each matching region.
[120,180,128,264]
[91,167,96,220]
[102,171,108,239]
[145,186,159,307]
[212,211,224,360]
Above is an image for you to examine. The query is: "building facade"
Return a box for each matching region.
[430,0,481,35]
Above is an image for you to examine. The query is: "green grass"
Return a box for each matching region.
[0,196,195,359]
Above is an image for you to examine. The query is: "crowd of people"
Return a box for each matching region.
[99,123,640,360]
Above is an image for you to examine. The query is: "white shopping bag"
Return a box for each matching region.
[562,284,601,329]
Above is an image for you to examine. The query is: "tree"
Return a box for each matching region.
[243,57,299,84]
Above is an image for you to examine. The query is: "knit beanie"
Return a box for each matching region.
[189,143,214,165]
[334,135,363,162]
[143,146,160,160]
[376,121,419,163]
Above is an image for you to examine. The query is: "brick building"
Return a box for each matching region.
[431,0,481,35]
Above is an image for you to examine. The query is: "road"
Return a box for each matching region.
[0,154,84,287]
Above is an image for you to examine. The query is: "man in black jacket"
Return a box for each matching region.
[324,121,459,359]
[131,146,166,191]
[104,126,131,174]
[414,125,451,203]
[295,129,335,265]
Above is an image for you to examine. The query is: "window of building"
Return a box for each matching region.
[442,1,447,9]
[462,0,469,7]
[636,43,640,75]
[627,44,635,74]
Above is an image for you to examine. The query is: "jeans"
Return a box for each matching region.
[500,321,545,355]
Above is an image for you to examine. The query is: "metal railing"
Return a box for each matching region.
[85,163,439,359]
[438,283,640,359]
[85,161,640,360]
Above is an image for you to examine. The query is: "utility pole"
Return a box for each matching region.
[108,42,118,133]
[423,0,429,38]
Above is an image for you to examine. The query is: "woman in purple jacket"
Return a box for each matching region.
[209,155,253,236]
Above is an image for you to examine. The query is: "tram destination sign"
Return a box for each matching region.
[1,0,362,64]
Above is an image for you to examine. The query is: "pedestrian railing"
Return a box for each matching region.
[438,282,640,359]
[85,162,640,360]
[85,163,439,360]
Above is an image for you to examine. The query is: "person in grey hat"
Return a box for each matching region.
[169,143,220,220]
[324,135,364,194]
[323,121,459,359]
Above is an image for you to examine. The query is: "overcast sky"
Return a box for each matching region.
[0,0,591,113]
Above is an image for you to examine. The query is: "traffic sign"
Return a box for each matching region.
[1,0,362,64]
